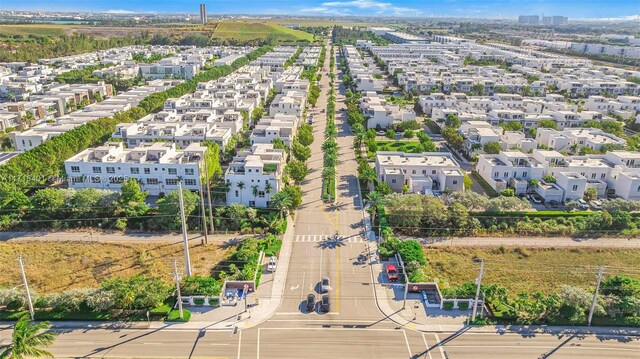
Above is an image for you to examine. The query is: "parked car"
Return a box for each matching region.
[320,295,331,313]
[321,276,331,293]
[267,256,277,272]
[306,294,316,312]
[376,131,385,136]
[530,194,543,204]
[385,264,398,282]
[577,199,589,210]
[590,200,602,211]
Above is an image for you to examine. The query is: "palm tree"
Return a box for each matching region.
[270,191,293,220]
[236,181,245,203]
[251,185,259,202]
[365,191,383,227]
[264,181,273,194]
[0,315,56,359]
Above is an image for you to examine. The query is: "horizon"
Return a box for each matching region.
[2,0,639,20]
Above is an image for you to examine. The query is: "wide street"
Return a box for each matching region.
[1,38,639,359]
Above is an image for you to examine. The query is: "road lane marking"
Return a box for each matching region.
[402,330,412,357]
[257,328,261,359]
[300,272,305,302]
[236,329,242,359]
[434,333,446,359]
[422,333,433,359]
[336,245,340,313]
[143,342,162,345]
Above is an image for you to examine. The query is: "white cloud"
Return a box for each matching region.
[299,0,420,16]
[105,9,135,14]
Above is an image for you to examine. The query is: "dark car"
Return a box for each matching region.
[320,295,330,313]
[306,294,316,312]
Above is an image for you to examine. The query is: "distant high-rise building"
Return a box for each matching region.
[518,15,540,25]
[199,4,207,25]
[542,16,568,26]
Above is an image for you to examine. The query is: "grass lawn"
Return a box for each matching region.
[212,21,314,42]
[376,140,422,152]
[0,24,76,36]
[273,20,385,27]
[422,247,640,295]
[0,241,234,293]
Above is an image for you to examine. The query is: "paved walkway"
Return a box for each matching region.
[414,236,640,248]
[0,231,251,243]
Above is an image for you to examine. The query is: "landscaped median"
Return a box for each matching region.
[322,45,337,202]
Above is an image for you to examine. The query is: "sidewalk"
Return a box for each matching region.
[412,236,640,248]
[0,231,251,243]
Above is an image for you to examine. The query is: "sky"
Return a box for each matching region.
[4,0,640,19]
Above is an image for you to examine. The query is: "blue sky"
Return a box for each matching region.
[5,0,639,19]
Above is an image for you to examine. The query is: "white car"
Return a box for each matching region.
[267,256,277,272]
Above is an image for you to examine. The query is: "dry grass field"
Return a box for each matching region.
[423,246,640,294]
[0,241,233,293]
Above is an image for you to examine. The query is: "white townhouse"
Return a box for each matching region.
[64,142,207,196]
[225,144,285,208]
[375,151,465,195]
[536,127,627,152]
[250,114,298,147]
[360,92,416,129]
[476,149,640,201]
[269,91,306,118]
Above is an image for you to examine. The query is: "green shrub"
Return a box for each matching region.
[458,301,469,310]
[166,308,191,322]
[193,298,205,305]
[443,302,454,310]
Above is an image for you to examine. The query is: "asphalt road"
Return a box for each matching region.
[2,38,640,359]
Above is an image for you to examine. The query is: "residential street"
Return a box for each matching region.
[1,39,640,359]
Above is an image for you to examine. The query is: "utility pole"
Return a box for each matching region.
[171,259,184,319]
[198,160,208,245]
[471,258,485,321]
[204,158,215,234]
[17,256,35,321]
[178,181,192,277]
[588,266,605,326]
[397,253,408,310]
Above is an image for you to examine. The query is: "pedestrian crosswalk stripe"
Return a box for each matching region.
[293,235,367,243]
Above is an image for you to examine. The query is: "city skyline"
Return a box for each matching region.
[2,0,639,19]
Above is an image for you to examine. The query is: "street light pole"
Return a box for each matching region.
[17,256,35,321]
[588,266,605,326]
[197,160,209,245]
[178,181,192,277]
[471,258,485,321]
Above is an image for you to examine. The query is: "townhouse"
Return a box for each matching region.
[225,144,285,207]
[476,149,640,201]
[375,151,465,194]
[64,141,207,196]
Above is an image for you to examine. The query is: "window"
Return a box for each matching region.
[494,172,499,178]
[147,178,159,185]
[453,180,458,185]
[432,170,436,175]
[70,166,80,173]
[168,168,177,175]
[106,167,115,174]
[412,170,416,174]
[522,172,527,178]
[144,168,151,174]
[504,172,509,178]
[258,191,265,198]
[185,179,197,186]
[601,173,606,180]
[235,190,239,197]
[249,201,255,207]
[572,185,578,191]
[591,173,596,179]
[92,166,102,174]
[391,179,396,184]
[130,167,140,174]
[166,178,179,186]
[422,170,426,174]
[185,168,194,176]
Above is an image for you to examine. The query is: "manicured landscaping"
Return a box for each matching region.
[167,308,191,322]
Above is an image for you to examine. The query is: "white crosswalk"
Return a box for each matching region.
[293,235,367,243]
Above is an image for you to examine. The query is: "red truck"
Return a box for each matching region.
[385,264,398,282]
